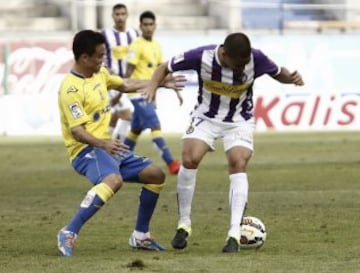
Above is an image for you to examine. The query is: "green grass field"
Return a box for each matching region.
[0,132,359,273]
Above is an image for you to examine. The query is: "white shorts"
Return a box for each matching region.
[182,115,255,152]
[108,90,134,113]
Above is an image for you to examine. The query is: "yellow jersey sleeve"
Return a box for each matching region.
[59,76,90,129]
[100,67,124,89]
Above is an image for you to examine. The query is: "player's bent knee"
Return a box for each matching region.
[102,173,123,192]
[139,164,166,184]
[182,157,200,169]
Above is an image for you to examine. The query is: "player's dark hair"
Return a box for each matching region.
[112,3,127,12]
[72,30,105,61]
[223,33,251,59]
[140,10,156,22]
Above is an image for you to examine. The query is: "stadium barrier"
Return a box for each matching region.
[283,20,360,32]
[0,33,359,135]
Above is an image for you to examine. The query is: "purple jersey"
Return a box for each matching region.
[168,45,280,123]
[101,27,139,77]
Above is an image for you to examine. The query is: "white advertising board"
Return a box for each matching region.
[0,34,359,135]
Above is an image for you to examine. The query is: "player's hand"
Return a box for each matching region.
[104,139,129,156]
[290,71,304,86]
[163,74,186,91]
[140,86,156,102]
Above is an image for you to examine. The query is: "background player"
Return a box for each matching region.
[124,11,182,175]
[57,29,184,256]
[101,3,138,140]
[143,32,304,253]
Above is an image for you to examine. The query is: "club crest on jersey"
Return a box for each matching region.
[186,125,194,134]
[66,86,78,93]
[69,102,83,119]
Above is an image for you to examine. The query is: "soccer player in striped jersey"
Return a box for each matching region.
[57,30,184,256]
[101,3,139,141]
[124,11,182,175]
[143,32,304,253]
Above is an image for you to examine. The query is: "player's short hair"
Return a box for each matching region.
[72,30,105,61]
[112,3,127,12]
[140,10,156,22]
[223,33,251,59]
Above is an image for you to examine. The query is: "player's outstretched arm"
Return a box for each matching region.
[110,62,185,98]
[142,62,169,102]
[272,67,304,86]
[114,78,151,93]
[161,73,186,106]
[142,62,186,103]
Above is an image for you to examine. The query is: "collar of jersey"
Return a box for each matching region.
[70,69,86,79]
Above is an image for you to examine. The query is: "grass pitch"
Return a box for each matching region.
[0,132,359,273]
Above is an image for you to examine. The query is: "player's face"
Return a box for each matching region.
[112,8,128,29]
[84,44,106,73]
[140,18,156,40]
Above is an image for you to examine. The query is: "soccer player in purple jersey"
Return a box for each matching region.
[143,32,304,253]
[101,3,139,141]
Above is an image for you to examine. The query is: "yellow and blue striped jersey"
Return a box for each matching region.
[127,36,163,80]
[58,67,123,161]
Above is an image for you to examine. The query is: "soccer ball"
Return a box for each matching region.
[239,216,267,249]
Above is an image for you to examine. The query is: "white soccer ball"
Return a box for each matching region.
[240,216,267,249]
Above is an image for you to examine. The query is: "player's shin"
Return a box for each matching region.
[66,183,114,234]
[176,166,198,229]
[227,173,248,241]
[134,183,164,237]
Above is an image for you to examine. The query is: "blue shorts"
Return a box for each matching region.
[131,97,160,130]
[71,146,152,185]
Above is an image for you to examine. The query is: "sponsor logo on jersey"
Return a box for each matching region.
[112,45,130,59]
[204,80,250,99]
[93,105,111,121]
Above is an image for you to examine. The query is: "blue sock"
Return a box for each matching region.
[152,137,174,164]
[135,187,159,233]
[66,195,105,234]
